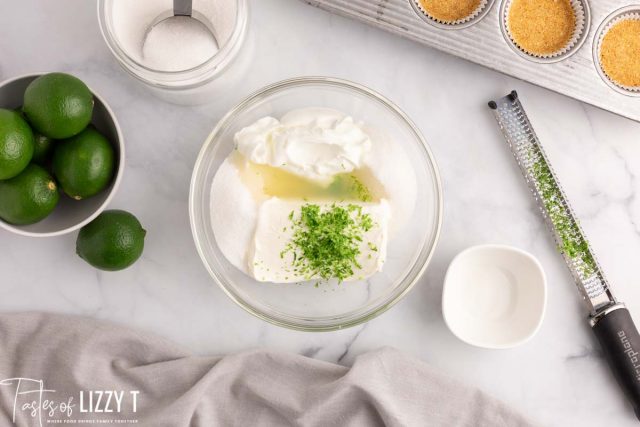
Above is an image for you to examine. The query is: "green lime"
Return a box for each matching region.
[0,109,34,180]
[0,164,59,225]
[76,210,146,271]
[52,126,115,200]
[23,73,93,139]
[32,132,56,166]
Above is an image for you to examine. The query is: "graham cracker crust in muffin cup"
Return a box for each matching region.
[410,0,495,30]
[594,7,640,95]
[500,0,590,63]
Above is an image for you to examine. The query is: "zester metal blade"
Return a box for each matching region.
[489,91,615,314]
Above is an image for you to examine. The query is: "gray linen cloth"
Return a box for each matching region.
[0,312,533,426]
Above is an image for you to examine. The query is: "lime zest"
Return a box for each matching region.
[529,148,597,277]
[280,203,377,282]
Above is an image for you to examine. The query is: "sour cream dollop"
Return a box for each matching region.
[234,108,372,183]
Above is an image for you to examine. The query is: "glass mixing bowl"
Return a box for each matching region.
[189,77,442,331]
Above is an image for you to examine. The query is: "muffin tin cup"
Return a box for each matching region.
[500,0,590,63]
[594,6,640,96]
[410,0,495,30]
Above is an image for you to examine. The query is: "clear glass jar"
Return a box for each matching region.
[97,0,249,104]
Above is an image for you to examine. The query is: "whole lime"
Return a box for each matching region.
[0,164,59,225]
[0,108,35,180]
[76,210,146,271]
[23,73,93,139]
[52,126,115,200]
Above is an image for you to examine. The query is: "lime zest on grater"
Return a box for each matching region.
[489,91,614,313]
[490,91,640,420]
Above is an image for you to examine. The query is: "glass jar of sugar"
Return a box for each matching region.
[98,0,249,104]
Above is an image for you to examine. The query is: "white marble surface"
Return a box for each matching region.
[2,0,640,425]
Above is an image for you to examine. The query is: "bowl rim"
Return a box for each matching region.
[442,243,548,349]
[0,72,125,238]
[189,76,443,331]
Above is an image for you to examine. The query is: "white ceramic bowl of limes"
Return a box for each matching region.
[0,73,124,237]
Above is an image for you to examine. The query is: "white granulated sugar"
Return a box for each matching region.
[110,0,236,72]
[210,157,256,274]
[362,125,417,237]
[142,16,218,72]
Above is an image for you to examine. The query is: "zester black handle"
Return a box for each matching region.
[592,307,640,421]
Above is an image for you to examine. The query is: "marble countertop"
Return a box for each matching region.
[2,0,640,425]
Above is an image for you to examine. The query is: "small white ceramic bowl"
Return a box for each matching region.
[0,73,124,237]
[442,244,546,349]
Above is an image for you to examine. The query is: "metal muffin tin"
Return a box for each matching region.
[302,0,640,122]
